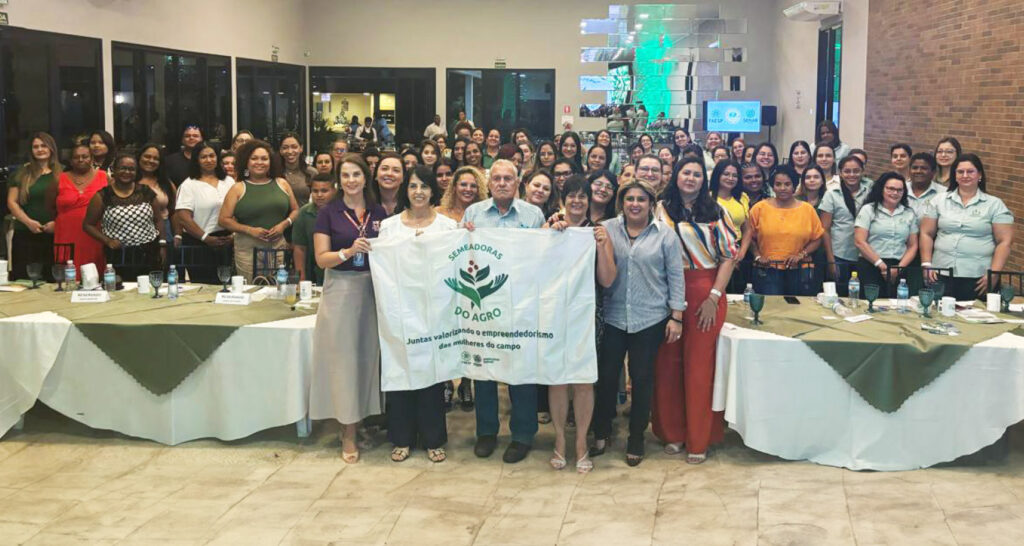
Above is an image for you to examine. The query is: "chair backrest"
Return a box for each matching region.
[987,270,1024,295]
[252,247,293,285]
[109,246,154,267]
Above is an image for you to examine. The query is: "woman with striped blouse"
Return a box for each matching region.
[652,157,738,464]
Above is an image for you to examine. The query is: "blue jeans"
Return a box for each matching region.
[753,266,816,296]
[475,381,538,445]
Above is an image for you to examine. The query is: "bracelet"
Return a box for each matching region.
[158,239,167,246]
[669,316,683,324]
[921,262,932,267]
[201,233,209,242]
[338,249,347,262]
[285,217,293,226]
[709,288,723,298]
[874,258,884,267]
[173,234,182,240]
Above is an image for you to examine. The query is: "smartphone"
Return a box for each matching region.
[784,296,801,304]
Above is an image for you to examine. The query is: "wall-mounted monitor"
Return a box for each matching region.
[704,100,760,132]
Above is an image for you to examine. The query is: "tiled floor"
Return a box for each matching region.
[1,403,1023,545]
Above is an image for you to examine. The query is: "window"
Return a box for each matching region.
[0,27,103,167]
[112,43,230,154]
[816,24,842,127]
[236,59,306,148]
[447,69,555,141]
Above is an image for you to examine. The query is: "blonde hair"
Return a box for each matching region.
[614,180,657,216]
[16,132,62,205]
[441,166,488,211]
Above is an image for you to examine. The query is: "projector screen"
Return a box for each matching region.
[705,100,761,133]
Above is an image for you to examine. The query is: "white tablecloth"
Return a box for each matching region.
[1,312,315,445]
[713,323,1024,470]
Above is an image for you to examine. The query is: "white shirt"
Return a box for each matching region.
[175,177,234,234]
[424,122,447,139]
[378,211,458,239]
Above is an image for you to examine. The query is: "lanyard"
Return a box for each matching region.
[344,208,370,237]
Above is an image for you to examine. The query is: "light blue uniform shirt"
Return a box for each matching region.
[906,181,946,219]
[924,190,1014,278]
[854,203,918,260]
[462,198,545,229]
[601,216,686,333]
[819,183,870,261]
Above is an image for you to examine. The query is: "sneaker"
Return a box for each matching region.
[502,441,531,463]
[474,435,497,458]
[458,379,474,411]
[537,412,552,424]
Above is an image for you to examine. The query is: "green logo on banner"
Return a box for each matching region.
[444,260,507,309]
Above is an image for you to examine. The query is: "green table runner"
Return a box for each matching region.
[1,285,316,395]
[726,297,1022,412]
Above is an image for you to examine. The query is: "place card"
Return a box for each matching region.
[71,290,110,303]
[214,292,251,306]
[844,314,872,323]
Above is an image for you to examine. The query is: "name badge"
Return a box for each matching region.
[71,290,110,303]
[215,292,251,306]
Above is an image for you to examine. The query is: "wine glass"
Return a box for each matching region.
[749,293,765,326]
[1000,285,1016,313]
[864,283,880,313]
[930,280,945,303]
[918,288,935,318]
[51,264,65,292]
[149,270,163,299]
[217,265,233,293]
[26,263,43,289]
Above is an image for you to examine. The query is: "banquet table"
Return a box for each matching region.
[0,284,317,445]
[713,296,1024,471]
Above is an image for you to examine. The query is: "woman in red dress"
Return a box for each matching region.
[48,142,108,277]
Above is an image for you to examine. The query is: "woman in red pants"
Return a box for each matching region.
[653,157,738,464]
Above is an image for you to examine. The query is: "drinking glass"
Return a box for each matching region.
[749,293,765,326]
[918,288,935,318]
[930,280,945,302]
[217,265,233,293]
[1000,285,1016,313]
[26,263,43,289]
[864,284,880,313]
[149,271,163,299]
[284,284,298,306]
[51,264,65,292]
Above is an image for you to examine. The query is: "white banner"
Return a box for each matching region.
[369,228,597,391]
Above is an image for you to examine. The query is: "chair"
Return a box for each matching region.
[252,247,293,285]
[884,265,954,296]
[176,244,231,284]
[987,270,1024,295]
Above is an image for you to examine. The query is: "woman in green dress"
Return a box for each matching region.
[6,132,62,280]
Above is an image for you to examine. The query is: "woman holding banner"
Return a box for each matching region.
[591,179,686,467]
[652,158,738,464]
[378,165,457,463]
[545,175,617,473]
[311,154,388,464]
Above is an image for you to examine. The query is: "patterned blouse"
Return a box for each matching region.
[100,185,160,246]
[656,202,740,270]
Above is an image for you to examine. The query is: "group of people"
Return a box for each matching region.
[4,118,1014,472]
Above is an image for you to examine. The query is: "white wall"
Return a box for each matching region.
[838,0,868,149]
[4,0,306,132]
[773,0,820,152]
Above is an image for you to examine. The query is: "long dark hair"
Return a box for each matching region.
[395,165,442,214]
[87,130,116,170]
[335,153,377,205]
[754,142,779,176]
[521,169,561,218]
[187,140,226,180]
[670,128,691,157]
[837,156,864,218]
[536,140,558,169]
[136,143,176,209]
[662,158,721,224]
[948,153,987,193]
[371,151,406,202]
[799,164,828,204]
[586,143,613,172]
[586,169,619,221]
[816,119,841,149]
[864,172,909,212]
[788,140,812,168]
[235,139,284,180]
[559,131,584,170]
[709,160,743,201]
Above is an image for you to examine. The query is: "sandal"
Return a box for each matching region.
[427,448,447,463]
[626,436,644,467]
[576,451,593,474]
[664,442,685,455]
[550,450,567,470]
[686,452,708,465]
[390,446,411,462]
[341,440,360,464]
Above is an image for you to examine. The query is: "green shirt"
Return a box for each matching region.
[906,181,946,219]
[924,190,1014,278]
[12,171,56,232]
[234,180,291,230]
[819,183,870,261]
[291,202,323,284]
[854,203,918,260]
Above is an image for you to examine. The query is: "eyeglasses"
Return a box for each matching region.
[636,166,660,174]
[883,186,905,193]
[115,166,137,172]
[592,181,614,190]
[553,171,572,178]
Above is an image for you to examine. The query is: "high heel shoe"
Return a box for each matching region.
[576,451,593,474]
[550,450,567,470]
[341,438,360,464]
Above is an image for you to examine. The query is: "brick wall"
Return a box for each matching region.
[863,0,1024,269]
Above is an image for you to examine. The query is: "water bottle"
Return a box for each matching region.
[103,264,116,292]
[276,266,288,298]
[847,272,860,309]
[167,265,179,300]
[832,302,854,317]
[64,260,77,289]
[896,279,909,314]
[743,283,754,312]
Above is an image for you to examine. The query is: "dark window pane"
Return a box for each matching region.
[447,69,554,142]
[236,59,305,148]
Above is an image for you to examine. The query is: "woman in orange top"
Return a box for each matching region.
[738,165,824,295]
